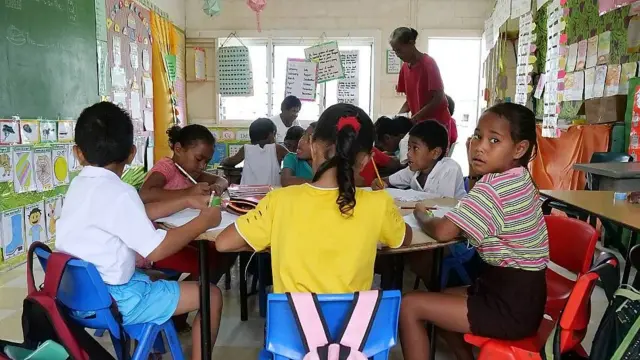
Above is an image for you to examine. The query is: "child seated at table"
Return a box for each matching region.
[56,102,223,360]
[221,118,289,186]
[372,120,466,200]
[283,125,305,153]
[215,103,413,293]
[399,103,549,360]
[281,122,316,187]
[139,124,235,290]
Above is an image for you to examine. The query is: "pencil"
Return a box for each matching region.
[401,206,436,210]
[371,159,384,188]
[175,163,197,184]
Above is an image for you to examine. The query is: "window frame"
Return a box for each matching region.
[215,36,375,126]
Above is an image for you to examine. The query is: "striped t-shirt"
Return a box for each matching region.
[445,167,549,271]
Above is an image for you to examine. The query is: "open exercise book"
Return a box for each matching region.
[361,187,442,202]
[402,206,452,229]
[157,209,239,232]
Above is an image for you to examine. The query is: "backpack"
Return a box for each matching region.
[20,242,126,360]
[286,290,382,360]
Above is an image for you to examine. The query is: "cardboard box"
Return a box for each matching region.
[578,95,628,124]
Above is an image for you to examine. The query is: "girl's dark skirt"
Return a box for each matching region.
[467,263,547,340]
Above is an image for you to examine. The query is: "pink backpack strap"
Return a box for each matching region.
[337,290,382,351]
[286,293,330,353]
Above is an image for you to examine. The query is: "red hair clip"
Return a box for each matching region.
[337,116,361,133]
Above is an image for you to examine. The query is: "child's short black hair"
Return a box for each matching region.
[446,95,455,116]
[284,126,304,142]
[167,124,215,150]
[75,102,133,167]
[281,96,302,111]
[409,120,449,161]
[375,116,413,141]
[249,118,277,144]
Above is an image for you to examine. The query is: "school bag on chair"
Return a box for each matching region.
[19,242,120,360]
[286,290,382,360]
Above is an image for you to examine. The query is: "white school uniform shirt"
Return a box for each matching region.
[241,143,282,186]
[271,114,300,143]
[388,157,466,199]
[56,166,166,285]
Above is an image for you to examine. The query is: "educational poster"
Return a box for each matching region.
[494,0,512,29]
[515,13,536,105]
[24,202,45,247]
[304,41,344,83]
[52,145,69,186]
[511,0,532,19]
[39,121,57,143]
[44,197,62,243]
[597,31,611,65]
[33,148,53,192]
[542,0,565,138]
[564,71,585,101]
[2,208,25,261]
[576,40,588,71]
[620,63,639,95]
[483,15,495,53]
[284,59,318,102]
[386,50,402,74]
[0,147,12,183]
[228,144,244,157]
[12,146,35,193]
[586,35,599,68]
[217,46,254,96]
[57,120,74,143]
[566,43,578,72]
[67,144,82,172]
[630,83,640,160]
[211,143,228,165]
[604,64,621,96]
[628,16,640,54]
[337,50,359,106]
[0,120,20,145]
[594,65,608,98]
[194,47,206,80]
[97,40,109,96]
[584,67,597,99]
[132,135,148,166]
[20,120,39,144]
[534,73,547,99]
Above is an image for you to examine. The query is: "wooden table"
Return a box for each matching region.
[541,190,640,283]
[573,162,640,192]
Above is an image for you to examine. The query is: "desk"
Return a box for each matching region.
[541,190,640,283]
[573,163,640,192]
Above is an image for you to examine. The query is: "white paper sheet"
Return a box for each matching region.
[130,91,142,119]
[304,41,344,83]
[384,188,441,202]
[284,58,318,102]
[157,209,238,232]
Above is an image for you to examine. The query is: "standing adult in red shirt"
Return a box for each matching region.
[390,27,457,145]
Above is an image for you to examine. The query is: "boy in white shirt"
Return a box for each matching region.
[372,120,466,199]
[271,95,301,143]
[56,102,222,360]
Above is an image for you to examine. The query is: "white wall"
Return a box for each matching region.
[184,0,492,125]
[150,0,186,29]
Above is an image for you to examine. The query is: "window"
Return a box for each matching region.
[218,37,373,125]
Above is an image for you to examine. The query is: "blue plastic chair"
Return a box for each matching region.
[35,247,184,360]
[259,290,401,360]
[441,243,475,286]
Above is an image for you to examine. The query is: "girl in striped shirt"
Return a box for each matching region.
[400,103,549,360]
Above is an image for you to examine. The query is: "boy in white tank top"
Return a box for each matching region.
[221,118,289,186]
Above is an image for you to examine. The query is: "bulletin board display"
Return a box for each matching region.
[207,127,251,167]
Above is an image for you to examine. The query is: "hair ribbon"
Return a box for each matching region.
[337,116,361,134]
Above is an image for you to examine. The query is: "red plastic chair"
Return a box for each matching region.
[464,256,617,360]
[544,215,599,319]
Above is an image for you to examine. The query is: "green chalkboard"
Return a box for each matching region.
[0,0,99,119]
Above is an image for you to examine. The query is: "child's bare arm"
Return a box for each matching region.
[414,208,461,242]
[140,172,210,203]
[402,223,413,247]
[281,168,309,187]
[221,147,245,167]
[198,172,229,195]
[216,224,254,252]
[144,196,210,221]
[147,206,222,262]
[275,144,290,163]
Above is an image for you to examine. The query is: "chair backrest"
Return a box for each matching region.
[586,152,633,190]
[264,291,401,360]
[35,248,123,338]
[545,215,599,275]
[557,256,618,352]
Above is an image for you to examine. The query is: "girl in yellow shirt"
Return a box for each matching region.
[216,103,412,293]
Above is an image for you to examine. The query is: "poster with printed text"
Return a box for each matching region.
[0,147,12,183]
[33,148,53,192]
[24,202,45,247]
[217,46,254,96]
[44,197,62,243]
[304,41,344,83]
[337,50,360,106]
[386,50,402,74]
[284,59,318,102]
[12,146,35,193]
[52,145,69,186]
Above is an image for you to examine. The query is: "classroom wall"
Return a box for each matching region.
[183,0,493,126]
[150,0,186,29]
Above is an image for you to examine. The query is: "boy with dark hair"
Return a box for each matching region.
[271,95,302,143]
[283,125,305,153]
[372,120,465,199]
[57,102,223,360]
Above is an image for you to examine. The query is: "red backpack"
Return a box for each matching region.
[15,242,119,359]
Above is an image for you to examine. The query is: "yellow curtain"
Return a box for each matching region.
[151,12,174,162]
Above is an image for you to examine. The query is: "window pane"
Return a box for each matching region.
[272,45,322,122]
[219,43,269,121]
[325,45,372,115]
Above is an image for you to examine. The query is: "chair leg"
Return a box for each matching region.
[131,326,160,360]
[239,252,249,321]
[258,253,268,318]
[413,276,421,290]
[224,269,231,290]
[163,322,186,360]
[453,263,472,285]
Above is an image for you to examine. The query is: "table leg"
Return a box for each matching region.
[394,254,405,290]
[239,252,249,321]
[429,247,444,359]
[198,241,212,360]
[258,253,267,318]
[623,231,639,284]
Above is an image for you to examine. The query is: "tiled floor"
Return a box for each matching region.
[0,255,623,360]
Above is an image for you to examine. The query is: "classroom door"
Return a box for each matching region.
[425,36,482,175]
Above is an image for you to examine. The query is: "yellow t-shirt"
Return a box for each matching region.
[235,184,406,293]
